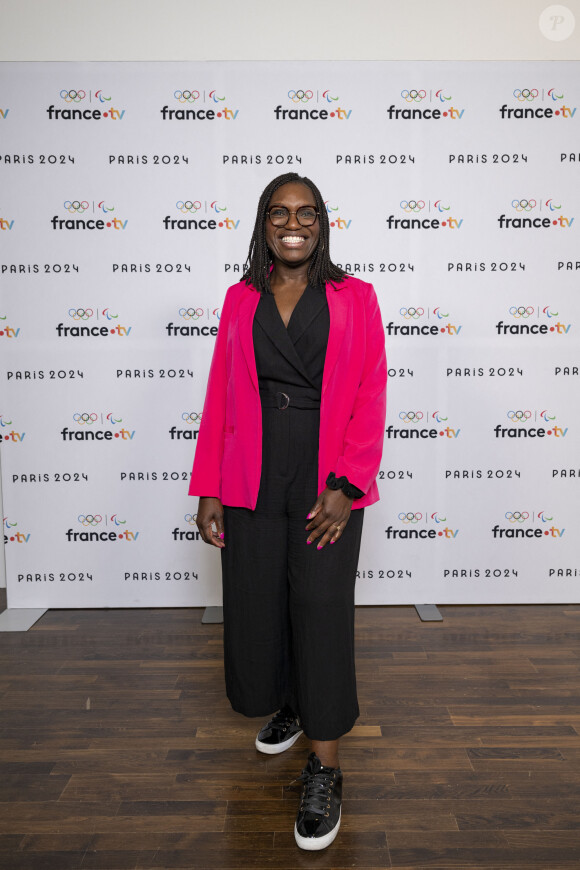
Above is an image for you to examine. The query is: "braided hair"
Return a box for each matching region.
[243,173,346,293]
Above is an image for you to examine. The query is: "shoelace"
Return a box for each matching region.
[297,768,336,816]
[268,710,299,733]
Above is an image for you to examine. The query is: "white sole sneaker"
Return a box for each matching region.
[294,809,341,851]
[255,728,303,754]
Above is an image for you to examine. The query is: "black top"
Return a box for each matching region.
[252,283,364,499]
[253,282,329,400]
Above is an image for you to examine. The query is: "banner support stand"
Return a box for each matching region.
[201,606,224,624]
[414,604,443,622]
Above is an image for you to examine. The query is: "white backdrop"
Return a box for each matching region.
[1,60,579,608]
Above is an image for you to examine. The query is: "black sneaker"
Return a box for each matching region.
[255,705,303,755]
[294,752,342,851]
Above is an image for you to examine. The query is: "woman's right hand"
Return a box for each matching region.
[196,497,225,548]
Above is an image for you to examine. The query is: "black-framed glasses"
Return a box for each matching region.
[267,206,319,227]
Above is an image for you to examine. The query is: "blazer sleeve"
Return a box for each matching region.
[188,286,235,497]
[334,282,387,493]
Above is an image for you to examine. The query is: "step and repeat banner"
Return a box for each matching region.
[1,61,579,608]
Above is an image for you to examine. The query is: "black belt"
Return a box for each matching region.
[260,391,320,410]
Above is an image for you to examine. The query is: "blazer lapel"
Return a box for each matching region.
[254,292,313,383]
[238,288,260,393]
[322,279,351,395]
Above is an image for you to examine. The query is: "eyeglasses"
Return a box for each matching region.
[267,206,319,227]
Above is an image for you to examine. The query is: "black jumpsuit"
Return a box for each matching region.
[220,283,364,741]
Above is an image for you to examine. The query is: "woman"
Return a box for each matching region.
[189,173,387,851]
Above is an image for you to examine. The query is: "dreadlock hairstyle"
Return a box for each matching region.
[242,173,347,293]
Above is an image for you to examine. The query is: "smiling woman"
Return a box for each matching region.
[188,172,387,852]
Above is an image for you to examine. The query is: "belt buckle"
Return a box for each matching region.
[276,392,290,410]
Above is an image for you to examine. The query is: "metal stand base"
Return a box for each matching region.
[0,608,48,631]
[414,604,443,622]
[201,606,224,624]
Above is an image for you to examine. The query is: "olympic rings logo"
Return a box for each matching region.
[509,306,534,318]
[78,514,102,526]
[73,413,98,425]
[60,89,86,103]
[64,200,89,214]
[505,511,529,523]
[68,308,94,320]
[184,514,198,526]
[174,90,200,103]
[288,90,313,103]
[400,307,424,319]
[400,200,425,213]
[176,200,201,213]
[179,308,204,320]
[399,411,423,423]
[507,410,531,421]
[511,199,536,212]
[513,89,538,101]
[182,412,202,424]
[398,512,423,523]
[401,89,426,102]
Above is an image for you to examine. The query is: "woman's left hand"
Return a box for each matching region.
[305,487,354,549]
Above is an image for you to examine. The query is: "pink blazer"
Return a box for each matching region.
[188,275,387,509]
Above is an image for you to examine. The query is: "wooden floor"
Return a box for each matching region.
[0,597,580,869]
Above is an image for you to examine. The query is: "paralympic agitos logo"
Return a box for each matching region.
[385,511,459,540]
[0,415,25,444]
[497,199,574,230]
[274,89,352,121]
[163,200,239,231]
[386,307,462,337]
[386,410,461,440]
[61,412,136,443]
[492,510,565,540]
[47,89,126,121]
[161,89,239,121]
[387,88,465,121]
[51,200,128,231]
[494,409,568,439]
[499,88,576,120]
[386,199,463,230]
[496,305,571,336]
[56,308,132,338]
[66,513,139,543]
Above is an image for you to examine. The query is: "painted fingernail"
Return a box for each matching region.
[306,540,312,545]
[317,544,323,550]
[219,533,224,539]
[307,512,313,519]
[330,540,335,545]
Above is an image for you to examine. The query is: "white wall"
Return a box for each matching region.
[0,0,578,590]
[0,0,579,61]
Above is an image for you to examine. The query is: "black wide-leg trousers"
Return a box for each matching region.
[221,403,364,741]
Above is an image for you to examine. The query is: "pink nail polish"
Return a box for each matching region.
[330,540,335,545]
[306,540,312,545]
[317,544,322,550]
[307,512,313,519]
[219,533,224,539]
